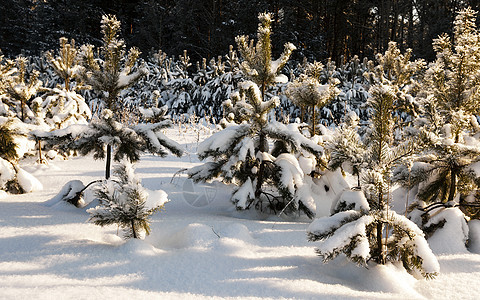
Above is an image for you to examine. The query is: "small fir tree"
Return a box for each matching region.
[2,56,42,121]
[44,108,183,179]
[405,8,480,205]
[393,8,480,241]
[286,61,340,136]
[75,15,147,176]
[308,45,438,278]
[88,161,168,239]
[45,37,81,92]
[79,15,147,117]
[42,37,91,129]
[189,80,323,218]
[0,117,40,194]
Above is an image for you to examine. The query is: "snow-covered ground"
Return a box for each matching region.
[1,127,480,299]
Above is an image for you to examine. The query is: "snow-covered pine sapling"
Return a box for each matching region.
[194,12,317,217]
[308,87,438,277]
[79,14,147,117]
[74,14,148,177]
[88,161,168,239]
[393,8,480,241]
[45,37,81,92]
[235,12,296,101]
[308,50,438,277]
[2,56,42,122]
[45,108,183,179]
[41,37,92,129]
[189,81,323,218]
[326,111,366,187]
[286,61,340,136]
[0,117,42,194]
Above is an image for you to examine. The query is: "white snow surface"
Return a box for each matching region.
[1,127,480,299]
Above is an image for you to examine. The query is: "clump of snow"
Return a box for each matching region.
[0,158,15,188]
[161,223,219,249]
[331,189,370,214]
[145,188,170,209]
[468,220,480,253]
[232,178,255,209]
[46,150,57,160]
[276,153,304,195]
[44,180,86,207]
[313,169,350,217]
[425,207,469,254]
[308,210,360,234]
[317,214,374,261]
[16,167,43,193]
[218,223,255,244]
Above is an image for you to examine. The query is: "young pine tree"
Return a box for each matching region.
[309,46,438,278]
[44,108,183,179]
[402,8,480,206]
[79,15,147,117]
[54,14,151,178]
[88,161,168,239]
[2,57,42,122]
[286,61,340,136]
[189,13,322,218]
[392,8,480,245]
[189,80,323,218]
[42,37,91,129]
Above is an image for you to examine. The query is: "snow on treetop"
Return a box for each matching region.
[258,12,273,24]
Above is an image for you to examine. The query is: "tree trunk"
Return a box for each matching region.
[376,220,384,264]
[131,219,137,239]
[448,168,457,202]
[312,105,316,136]
[37,138,43,163]
[21,99,25,122]
[65,76,70,91]
[105,144,112,179]
[255,130,267,200]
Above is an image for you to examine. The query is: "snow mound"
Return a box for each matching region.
[218,223,255,244]
[145,188,170,209]
[16,168,43,193]
[44,180,85,208]
[162,223,219,249]
[119,238,165,256]
[326,258,421,297]
[468,220,480,253]
[313,169,350,217]
[426,208,469,254]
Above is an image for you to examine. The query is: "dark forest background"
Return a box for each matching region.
[2,0,480,63]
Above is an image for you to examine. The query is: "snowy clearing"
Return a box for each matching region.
[1,128,480,299]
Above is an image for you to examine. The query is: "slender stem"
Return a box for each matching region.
[131,219,137,239]
[447,168,457,202]
[105,144,112,179]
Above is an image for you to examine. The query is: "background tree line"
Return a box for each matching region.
[2,0,480,64]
